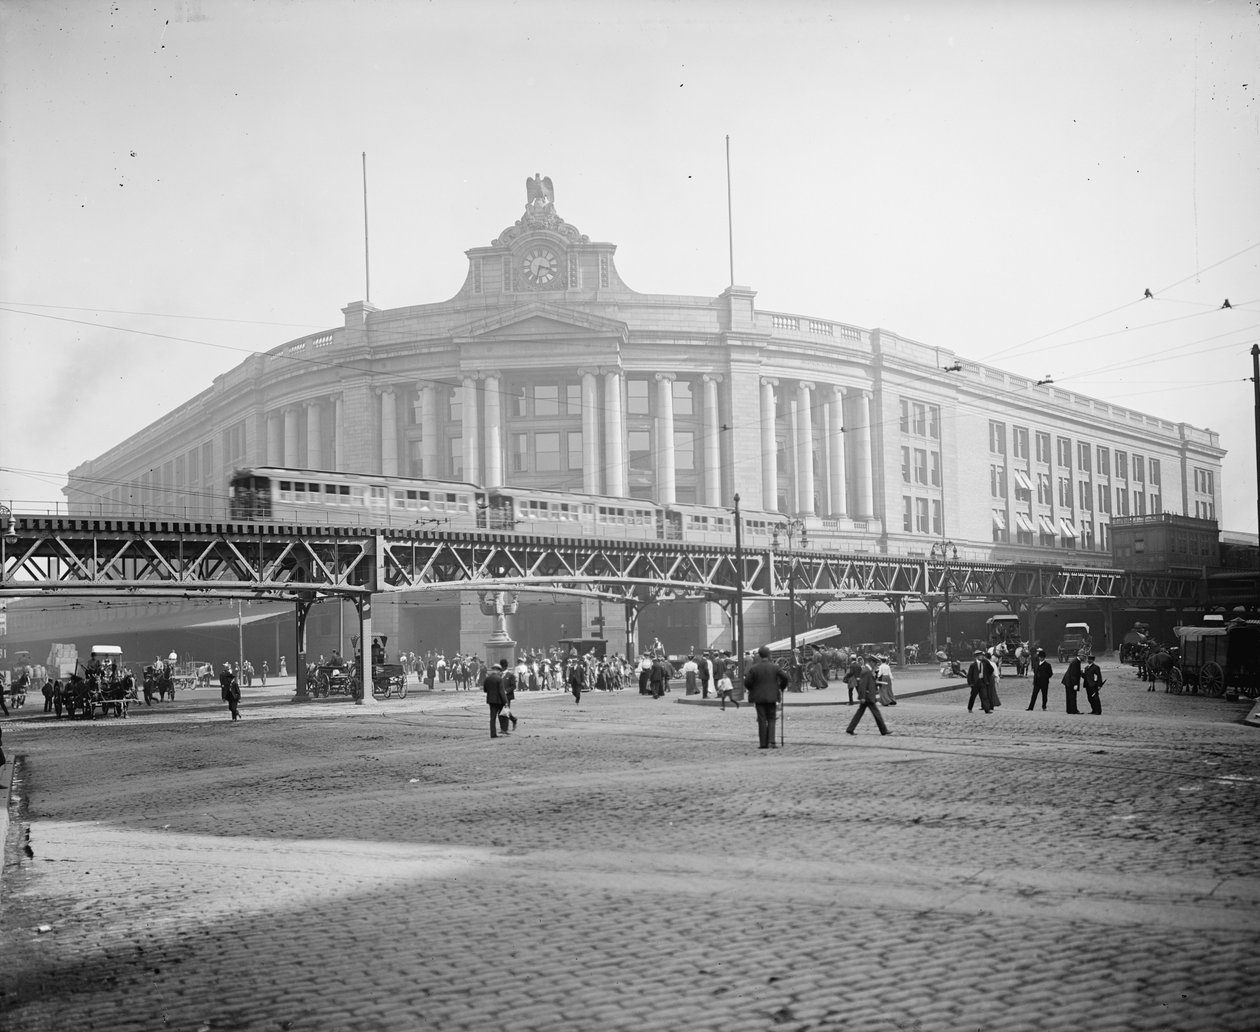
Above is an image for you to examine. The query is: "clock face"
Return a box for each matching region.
[522,247,559,285]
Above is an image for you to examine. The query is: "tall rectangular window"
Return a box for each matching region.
[673,380,694,416]
[1098,484,1110,513]
[510,434,526,473]
[675,431,695,471]
[913,403,927,436]
[450,388,463,422]
[928,405,939,439]
[1077,442,1091,473]
[1133,454,1145,483]
[1013,427,1029,460]
[1149,458,1161,487]
[533,385,559,417]
[899,399,909,433]
[1079,480,1092,510]
[989,421,1006,454]
[1116,486,1129,516]
[931,499,942,535]
[915,498,929,533]
[566,384,582,416]
[914,448,928,484]
[903,496,913,533]
[991,465,1007,497]
[930,451,941,487]
[451,438,465,479]
[1058,477,1073,507]
[1036,432,1051,463]
[1133,490,1146,516]
[1037,472,1051,505]
[1116,451,1128,480]
[567,431,582,470]
[535,432,560,472]
[901,447,911,484]
[1097,446,1110,477]
[626,379,649,415]
[1056,437,1072,469]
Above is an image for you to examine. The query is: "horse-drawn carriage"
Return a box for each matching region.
[1057,623,1092,663]
[1120,623,1153,666]
[65,646,136,718]
[986,616,1029,675]
[1173,621,1260,699]
[307,636,407,700]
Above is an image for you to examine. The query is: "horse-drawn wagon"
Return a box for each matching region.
[1120,623,1153,666]
[986,616,1029,675]
[1173,622,1260,699]
[1057,623,1092,662]
[66,646,136,718]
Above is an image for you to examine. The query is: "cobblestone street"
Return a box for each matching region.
[3,661,1258,1031]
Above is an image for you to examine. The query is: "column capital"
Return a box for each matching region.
[760,377,779,388]
[600,366,622,378]
[654,372,676,384]
[577,366,601,378]
[702,373,724,384]
[797,380,816,393]
[374,385,398,398]
[830,383,847,399]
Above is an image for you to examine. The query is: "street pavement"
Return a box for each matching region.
[2,659,1258,1032]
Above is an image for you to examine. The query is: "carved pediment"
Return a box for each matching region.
[452,302,628,345]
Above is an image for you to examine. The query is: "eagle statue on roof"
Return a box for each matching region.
[526,172,554,208]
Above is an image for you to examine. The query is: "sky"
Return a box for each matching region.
[2,0,1258,534]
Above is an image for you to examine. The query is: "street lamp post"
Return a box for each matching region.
[930,540,958,660]
[773,519,807,681]
[0,504,17,548]
[733,494,745,681]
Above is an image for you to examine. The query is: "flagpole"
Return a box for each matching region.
[725,135,734,286]
[362,152,371,304]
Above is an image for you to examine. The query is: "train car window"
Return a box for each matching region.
[368,486,386,508]
[279,481,293,501]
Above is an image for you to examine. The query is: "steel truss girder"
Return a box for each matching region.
[0,519,1203,608]
[0,520,376,598]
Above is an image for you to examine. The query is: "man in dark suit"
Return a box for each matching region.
[846,654,890,736]
[743,645,788,749]
[1082,654,1105,715]
[966,650,992,713]
[484,659,509,738]
[1027,648,1053,710]
[1061,655,1083,714]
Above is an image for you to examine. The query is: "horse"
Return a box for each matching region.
[1012,642,1031,677]
[817,647,850,680]
[143,663,176,704]
[1144,647,1178,691]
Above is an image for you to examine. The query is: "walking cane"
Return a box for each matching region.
[780,686,786,748]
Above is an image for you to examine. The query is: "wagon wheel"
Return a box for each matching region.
[1166,667,1184,694]
[315,672,330,698]
[397,680,408,700]
[1198,661,1225,698]
[371,677,388,699]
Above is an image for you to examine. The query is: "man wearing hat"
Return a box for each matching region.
[743,645,789,748]
[219,662,241,721]
[846,654,890,736]
[1027,647,1053,710]
[1082,654,1105,715]
[966,650,995,713]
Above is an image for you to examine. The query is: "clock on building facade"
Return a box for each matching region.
[521,246,560,288]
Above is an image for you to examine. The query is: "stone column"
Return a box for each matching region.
[603,368,624,496]
[333,394,344,471]
[655,373,676,505]
[380,387,398,476]
[418,384,438,478]
[580,369,600,495]
[283,407,299,467]
[854,389,873,518]
[461,376,479,485]
[483,372,503,487]
[306,400,323,470]
[703,374,722,505]
[760,378,778,512]
[796,381,815,515]
[267,412,282,467]
[828,386,847,516]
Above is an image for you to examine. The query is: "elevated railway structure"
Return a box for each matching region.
[0,515,1216,700]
